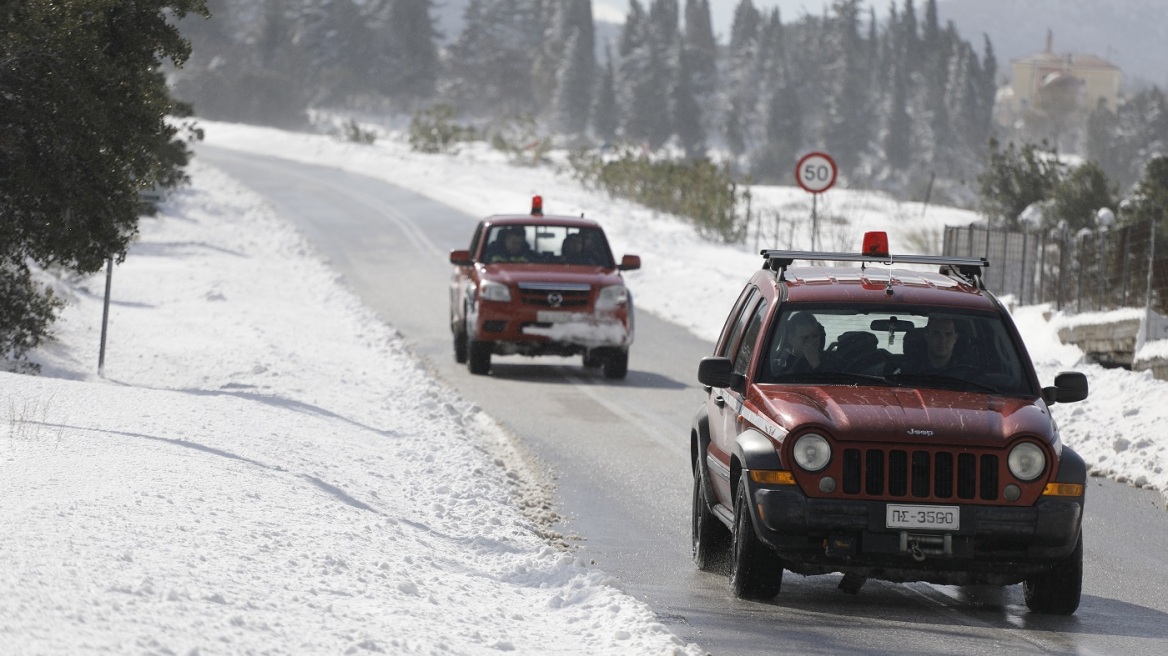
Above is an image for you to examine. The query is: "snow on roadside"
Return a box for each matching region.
[0,161,704,655]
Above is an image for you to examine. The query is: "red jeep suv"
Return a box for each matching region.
[449,197,640,379]
[691,233,1090,614]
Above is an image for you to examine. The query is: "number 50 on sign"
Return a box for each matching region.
[795,151,838,194]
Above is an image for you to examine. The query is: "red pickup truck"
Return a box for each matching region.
[449,197,640,379]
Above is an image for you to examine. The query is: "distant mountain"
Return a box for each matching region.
[937,0,1168,89]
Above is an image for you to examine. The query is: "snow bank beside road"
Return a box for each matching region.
[0,162,703,655]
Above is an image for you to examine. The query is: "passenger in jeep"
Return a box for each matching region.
[772,312,835,374]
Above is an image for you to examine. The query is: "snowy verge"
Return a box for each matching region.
[0,161,705,655]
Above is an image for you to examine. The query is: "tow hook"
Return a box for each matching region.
[909,542,926,562]
[899,532,953,561]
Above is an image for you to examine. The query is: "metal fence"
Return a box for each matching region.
[942,220,1168,315]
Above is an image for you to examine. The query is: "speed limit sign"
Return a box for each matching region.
[795,152,837,194]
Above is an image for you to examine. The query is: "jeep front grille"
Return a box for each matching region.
[517,282,591,308]
[841,448,999,501]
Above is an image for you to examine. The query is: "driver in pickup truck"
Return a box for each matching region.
[485,227,534,263]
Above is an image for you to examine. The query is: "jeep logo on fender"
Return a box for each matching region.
[907,428,934,437]
[547,292,563,307]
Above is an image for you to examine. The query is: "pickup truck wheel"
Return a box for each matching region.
[453,323,469,364]
[692,459,730,572]
[729,481,783,600]
[467,340,491,375]
[603,348,629,380]
[1023,532,1083,615]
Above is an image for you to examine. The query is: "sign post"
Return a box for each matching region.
[795,151,838,251]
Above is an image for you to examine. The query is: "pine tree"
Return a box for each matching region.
[682,0,718,131]
[592,46,619,141]
[672,45,706,159]
[445,0,538,117]
[382,0,441,110]
[551,0,596,134]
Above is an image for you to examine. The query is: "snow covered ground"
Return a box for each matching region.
[3,121,1166,654]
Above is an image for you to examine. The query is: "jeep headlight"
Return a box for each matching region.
[1008,442,1046,481]
[479,280,511,302]
[596,284,628,310]
[792,433,831,472]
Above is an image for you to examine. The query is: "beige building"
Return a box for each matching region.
[997,31,1123,123]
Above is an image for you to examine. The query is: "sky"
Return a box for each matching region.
[593,0,910,37]
[4,118,1167,653]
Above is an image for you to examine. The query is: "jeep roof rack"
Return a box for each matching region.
[761,232,990,290]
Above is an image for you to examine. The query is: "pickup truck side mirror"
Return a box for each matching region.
[1041,371,1089,405]
[619,254,641,271]
[698,356,745,391]
[449,249,473,266]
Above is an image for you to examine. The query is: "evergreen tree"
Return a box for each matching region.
[552,33,592,134]
[823,0,870,175]
[682,0,718,132]
[445,0,538,117]
[885,65,912,170]
[592,46,619,141]
[672,45,706,159]
[1124,156,1168,228]
[1049,161,1117,231]
[723,0,762,160]
[977,139,1063,227]
[382,0,442,110]
[1,0,209,367]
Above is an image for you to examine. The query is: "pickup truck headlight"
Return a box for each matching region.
[596,284,628,310]
[792,433,831,472]
[479,280,511,302]
[1008,442,1046,481]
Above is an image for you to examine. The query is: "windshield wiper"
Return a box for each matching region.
[887,373,1000,394]
[776,371,901,386]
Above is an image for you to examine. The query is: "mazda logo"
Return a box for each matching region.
[547,292,563,307]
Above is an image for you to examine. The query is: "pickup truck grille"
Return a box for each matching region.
[841,448,1000,501]
[517,282,591,308]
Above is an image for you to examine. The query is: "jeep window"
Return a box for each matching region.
[732,298,768,377]
[717,287,760,359]
[758,304,1035,396]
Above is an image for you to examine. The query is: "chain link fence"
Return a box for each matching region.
[943,219,1168,316]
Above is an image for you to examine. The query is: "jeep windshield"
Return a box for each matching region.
[758,304,1036,396]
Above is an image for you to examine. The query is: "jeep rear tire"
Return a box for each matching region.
[692,459,730,572]
[1023,532,1083,615]
[729,482,783,600]
[468,340,491,375]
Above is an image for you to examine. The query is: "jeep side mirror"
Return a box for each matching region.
[1041,371,1089,405]
[449,249,473,266]
[619,254,641,271]
[698,356,744,391]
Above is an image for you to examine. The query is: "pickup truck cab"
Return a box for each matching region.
[449,196,640,379]
[690,233,1089,614]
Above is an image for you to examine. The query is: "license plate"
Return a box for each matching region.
[886,504,960,530]
[536,311,576,323]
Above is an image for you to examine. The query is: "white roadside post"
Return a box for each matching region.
[795,151,838,251]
